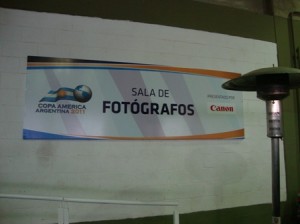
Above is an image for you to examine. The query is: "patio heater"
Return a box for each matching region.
[222,67,300,224]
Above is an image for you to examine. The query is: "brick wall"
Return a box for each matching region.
[0,8,283,224]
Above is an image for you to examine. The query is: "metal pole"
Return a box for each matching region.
[271,137,280,224]
[222,67,300,224]
[265,100,282,224]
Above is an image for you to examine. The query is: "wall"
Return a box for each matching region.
[0,7,282,224]
[277,14,300,222]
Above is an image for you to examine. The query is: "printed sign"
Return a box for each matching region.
[23,56,244,140]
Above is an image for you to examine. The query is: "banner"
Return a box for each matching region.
[23,56,244,140]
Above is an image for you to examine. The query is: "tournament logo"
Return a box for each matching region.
[36,85,92,114]
[40,85,92,103]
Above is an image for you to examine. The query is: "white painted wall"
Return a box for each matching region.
[0,8,284,224]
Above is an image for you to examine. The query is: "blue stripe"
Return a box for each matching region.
[23,129,101,140]
[40,97,57,102]
[56,87,74,92]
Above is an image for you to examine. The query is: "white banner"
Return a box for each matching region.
[23,56,244,140]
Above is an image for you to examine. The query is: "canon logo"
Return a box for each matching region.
[210,105,234,112]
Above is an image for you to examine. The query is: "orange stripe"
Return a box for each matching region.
[27,62,240,79]
[119,64,240,79]
[79,129,245,140]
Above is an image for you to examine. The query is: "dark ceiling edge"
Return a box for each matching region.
[0,0,276,42]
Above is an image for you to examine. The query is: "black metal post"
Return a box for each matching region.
[266,100,282,224]
[222,66,300,224]
[272,137,281,224]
